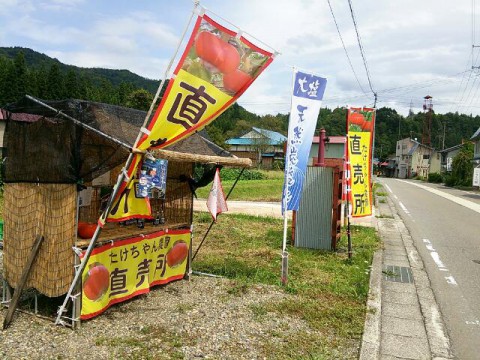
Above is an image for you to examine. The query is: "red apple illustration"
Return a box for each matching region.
[223,69,253,93]
[166,241,188,268]
[195,31,240,74]
[83,262,110,301]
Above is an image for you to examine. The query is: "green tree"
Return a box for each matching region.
[126,89,153,110]
[65,69,79,99]
[450,143,474,186]
[13,51,28,99]
[47,63,65,99]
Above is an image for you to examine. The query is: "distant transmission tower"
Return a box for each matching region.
[408,99,414,118]
[422,95,433,146]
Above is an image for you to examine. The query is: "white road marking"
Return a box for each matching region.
[384,184,393,193]
[422,238,459,286]
[445,275,458,286]
[397,180,480,214]
[466,320,480,325]
[393,194,398,200]
[430,252,447,270]
[398,201,410,215]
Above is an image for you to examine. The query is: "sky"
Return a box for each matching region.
[1,0,479,117]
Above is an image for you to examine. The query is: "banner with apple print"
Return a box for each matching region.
[104,11,275,223]
[80,229,190,319]
[135,13,275,151]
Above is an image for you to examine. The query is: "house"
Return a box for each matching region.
[226,127,286,168]
[470,127,480,187]
[395,137,435,179]
[437,144,465,173]
[309,135,346,166]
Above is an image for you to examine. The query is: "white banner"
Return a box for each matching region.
[282,69,327,213]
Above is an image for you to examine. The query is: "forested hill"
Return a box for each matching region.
[1,47,480,160]
[0,47,158,93]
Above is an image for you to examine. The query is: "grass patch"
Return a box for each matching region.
[376,191,387,197]
[195,170,284,201]
[192,212,380,359]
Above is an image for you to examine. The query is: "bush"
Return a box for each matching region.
[272,160,285,171]
[220,168,266,181]
[428,172,443,183]
[444,174,456,187]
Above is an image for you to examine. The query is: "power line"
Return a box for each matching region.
[326,0,367,95]
[347,0,377,104]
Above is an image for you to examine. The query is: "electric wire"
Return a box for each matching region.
[327,0,368,95]
[347,0,376,101]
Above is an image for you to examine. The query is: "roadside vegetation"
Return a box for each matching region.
[192,212,380,359]
[195,168,284,201]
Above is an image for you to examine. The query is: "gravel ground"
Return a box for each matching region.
[0,249,347,360]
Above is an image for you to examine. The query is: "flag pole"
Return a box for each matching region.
[281,199,289,286]
[55,3,199,326]
[280,67,296,286]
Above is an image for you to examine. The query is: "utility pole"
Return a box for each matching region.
[442,121,446,150]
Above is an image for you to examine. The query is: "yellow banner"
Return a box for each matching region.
[81,229,191,319]
[138,68,232,150]
[135,13,274,150]
[106,177,152,222]
[105,13,274,222]
[348,131,372,217]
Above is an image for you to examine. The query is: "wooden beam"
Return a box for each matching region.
[3,235,44,330]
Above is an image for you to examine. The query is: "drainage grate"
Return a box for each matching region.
[383,265,413,283]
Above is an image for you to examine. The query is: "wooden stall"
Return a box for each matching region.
[1,97,251,326]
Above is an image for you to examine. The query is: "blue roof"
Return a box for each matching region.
[226,127,287,146]
[226,138,253,145]
[252,127,287,143]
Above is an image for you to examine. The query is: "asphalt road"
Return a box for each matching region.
[379,178,480,360]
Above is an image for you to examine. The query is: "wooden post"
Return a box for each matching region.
[3,235,44,330]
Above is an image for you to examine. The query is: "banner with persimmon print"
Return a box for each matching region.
[346,108,375,217]
[105,11,275,223]
[81,229,190,319]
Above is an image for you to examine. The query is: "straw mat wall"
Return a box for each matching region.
[3,183,76,297]
[151,161,193,225]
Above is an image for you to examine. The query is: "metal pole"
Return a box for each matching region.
[316,128,326,167]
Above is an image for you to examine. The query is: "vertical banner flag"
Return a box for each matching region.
[106,8,276,223]
[206,168,228,221]
[282,70,327,213]
[346,107,375,217]
[137,11,275,151]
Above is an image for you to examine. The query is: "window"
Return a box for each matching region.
[423,154,430,160]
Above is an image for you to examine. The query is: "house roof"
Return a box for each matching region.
[226,127,287,146]
[251,127,287,143]
[471,127,480,140]
[438,143,465,154]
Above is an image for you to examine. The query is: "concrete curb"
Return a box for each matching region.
[359,248,383,360]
